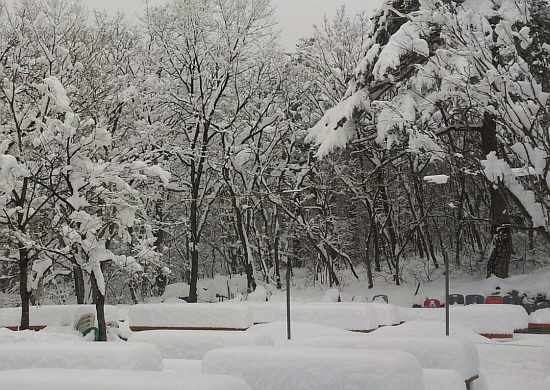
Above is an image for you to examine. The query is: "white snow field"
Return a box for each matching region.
[0,266,550,389]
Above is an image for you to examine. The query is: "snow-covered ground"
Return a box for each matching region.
[0,265,549,389]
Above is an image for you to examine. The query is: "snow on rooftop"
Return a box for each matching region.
[128,330,274,359]
[0,369,252,390]
[304,333,479,381]
[0,341,163,371]
[202,346,425,390]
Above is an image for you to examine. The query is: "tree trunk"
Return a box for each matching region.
[74,265,85,304]
[91,273,107,342]
[18,247,30,330]
[189,194,199,303]
[481,113,512,278]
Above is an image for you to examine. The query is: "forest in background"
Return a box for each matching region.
[1,0,550,336]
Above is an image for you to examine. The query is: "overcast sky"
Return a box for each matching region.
[69,0,386,51]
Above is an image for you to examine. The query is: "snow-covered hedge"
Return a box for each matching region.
[0,305,119,328]
[0,369,252,390]
[304,333,479,381]
[0,342,163,371]
[202,346,424,390]
[128,330,273,359]
[398,304,528,335]
[128,303,253,330]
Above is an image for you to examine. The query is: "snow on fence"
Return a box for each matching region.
[224,302,399,331]
[0,305,119,330]
[304,334,479,384]
[0,342,163,371]
[398,304,528,337]
[0,369,252,390]
[128,303,253,331]
[202,346,425,390]
[128,330,274,359]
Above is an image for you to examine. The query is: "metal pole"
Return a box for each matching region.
[286,259,291,340]
[444,251,449,336]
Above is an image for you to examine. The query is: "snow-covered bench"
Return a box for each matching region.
[0,305,119,330]
[223,302,399,332]
[398,304,528,337]
[128,330,274,359]
[529,308,550,333]
[202,346,425,390]
[305,333,479,388]
[0,342,163,371]
[128,303,253,331]
[0,369,252,390]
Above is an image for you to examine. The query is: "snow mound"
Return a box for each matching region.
[225,302,395,331]
[398,304,528,335]
[128,303,253,329]
[129,330,273,359]
[529,308,550,324]
[0,342,163,371]
[0,305,119,328]
[0,369,251,390]
[245,321,351,346]
[543,341,550,377]
[202,346,424,390]
[305,333,479,381]
[371,320,494,344]
[423,369,466,390]
[0,327,83,343]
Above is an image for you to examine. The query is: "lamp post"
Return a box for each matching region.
[286,258,292,340]
[424,174,451,336]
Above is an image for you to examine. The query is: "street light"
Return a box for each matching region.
[286,258,292,340]
[424,174,451,336]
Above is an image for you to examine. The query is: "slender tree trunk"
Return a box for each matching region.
[91,273,107,342]
[18,247,30,330]
[74,265,85,304]
[481,113,512,278]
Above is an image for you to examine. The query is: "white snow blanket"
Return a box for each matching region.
[398,304,528,335]
[224,302,395,331]
[423,369,467,390]
[202,346,424,390]
[529,308,550,324]
[0,342,163,371]
[543,341,550,377]
[128,303,253,329]
[0,305,119,328]
[245,321,352,346]
[304,333,479,381]
[0,369,251,390]
[128,330,274,359]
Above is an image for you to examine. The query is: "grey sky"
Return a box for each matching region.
[6,0,387,51]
